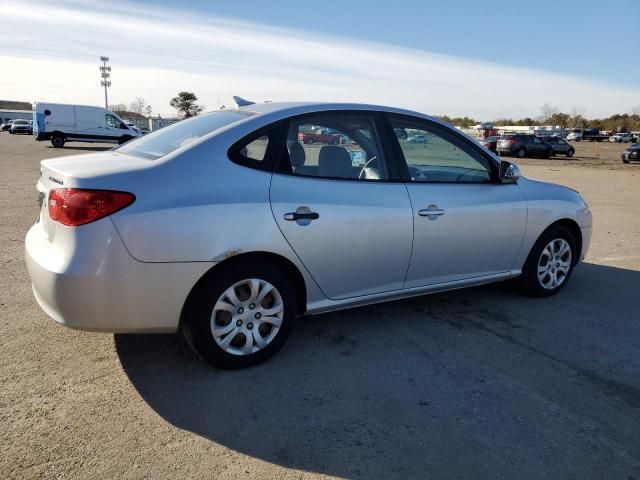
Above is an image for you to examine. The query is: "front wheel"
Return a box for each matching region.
[516,148,526,158]
[182,261,296,369]
[566,148,574,158]
[520,225,576,297]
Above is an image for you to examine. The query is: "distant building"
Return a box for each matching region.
[0,109,32,123]
[149,116,180,131]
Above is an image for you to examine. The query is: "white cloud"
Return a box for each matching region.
[0,0,637,119]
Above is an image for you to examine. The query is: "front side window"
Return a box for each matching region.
[279,114,388,181]
[390,117,492,183]
[105,114,122,128]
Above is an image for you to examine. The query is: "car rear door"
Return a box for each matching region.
[530,136,548,155]
[385,114,527,288]
[269,111,413,300]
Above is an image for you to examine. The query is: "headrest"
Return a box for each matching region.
[318,146,352,178]
[287,142,306,167]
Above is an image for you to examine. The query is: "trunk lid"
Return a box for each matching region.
[37,151,153,241]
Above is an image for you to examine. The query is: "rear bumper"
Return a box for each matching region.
[25,219,213,333]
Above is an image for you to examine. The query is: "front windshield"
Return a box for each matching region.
[117,110,254,160]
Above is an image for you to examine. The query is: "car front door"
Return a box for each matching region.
[386,115,527,288]
[104,114,126,141]
[269,112,413,300]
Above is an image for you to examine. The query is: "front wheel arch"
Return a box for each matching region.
[529,219,582,268]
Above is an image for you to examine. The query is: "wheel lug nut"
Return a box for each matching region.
[249,303,256,310]
[236,319,243,326]
[247,322,253,330]
[255,312,262,319]
[237,307,244,314]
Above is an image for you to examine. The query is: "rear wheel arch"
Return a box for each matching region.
[180,251,308,329]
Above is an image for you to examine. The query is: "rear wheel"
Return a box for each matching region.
[182,261,296,369]
[51,134,65,148]
[520,225,576,297]
[516,148,525,158]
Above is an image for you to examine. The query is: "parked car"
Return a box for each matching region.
[567,131,583,141]
[496,134,553,158]
[25,102,592,369]
[609,133,632,143]
[407,134,429,143]
[543,136,575,157]
[480,135,498,153]
[1,120,13,131]
[9,119,32,134]
[33,102,142,148]
[299,129,341,145]
[621,144,640,163]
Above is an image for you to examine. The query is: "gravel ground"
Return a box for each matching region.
[1,133,639,479]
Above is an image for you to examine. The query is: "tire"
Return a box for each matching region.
[566,149,574,158]
[516,148,526,159]
[520,225,577,298]
[51,134,65,148]
[9,130,13,135]
[181,261,296,369]
[118,135,133,145]
[623,159,630,164]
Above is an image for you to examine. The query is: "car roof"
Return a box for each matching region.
[236,101,439,123]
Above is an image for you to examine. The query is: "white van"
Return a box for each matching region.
[33,102,141,148]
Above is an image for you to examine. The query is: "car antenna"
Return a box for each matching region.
[233,96,255,107]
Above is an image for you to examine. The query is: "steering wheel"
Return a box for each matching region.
[358,156,378,179]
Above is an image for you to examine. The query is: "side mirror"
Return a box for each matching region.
[499,160,520,183]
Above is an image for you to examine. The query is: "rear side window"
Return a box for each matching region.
[242,135,270,161]
[228,124,281,171]
[277,113,388,181]
[118,110,253,160]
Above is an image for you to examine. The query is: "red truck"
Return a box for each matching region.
[298,129,341,145]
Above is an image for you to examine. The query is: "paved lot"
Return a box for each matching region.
[1,133,639,479]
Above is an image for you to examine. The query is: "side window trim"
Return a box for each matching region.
[383,113,499,183]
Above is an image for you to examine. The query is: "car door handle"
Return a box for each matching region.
[418,205,446,219]
[284,211,319,221]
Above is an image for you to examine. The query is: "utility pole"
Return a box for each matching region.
[99,56,111,109]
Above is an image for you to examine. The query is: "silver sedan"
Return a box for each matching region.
[25,102,592,368]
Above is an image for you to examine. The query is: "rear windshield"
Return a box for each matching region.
[117,110,253,160]
[502,135,516,140]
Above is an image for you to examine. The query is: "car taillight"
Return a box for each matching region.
[48,188,135,226]
[510,140,516,145]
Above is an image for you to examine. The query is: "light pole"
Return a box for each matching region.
[99,56,111,109]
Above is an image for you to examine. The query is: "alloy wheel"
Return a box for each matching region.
[537,238,572,290]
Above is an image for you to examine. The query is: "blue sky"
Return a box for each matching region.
[1,0,638,118]
[140,0,639,88]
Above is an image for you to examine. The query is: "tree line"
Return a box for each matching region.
[438,104,640,132]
